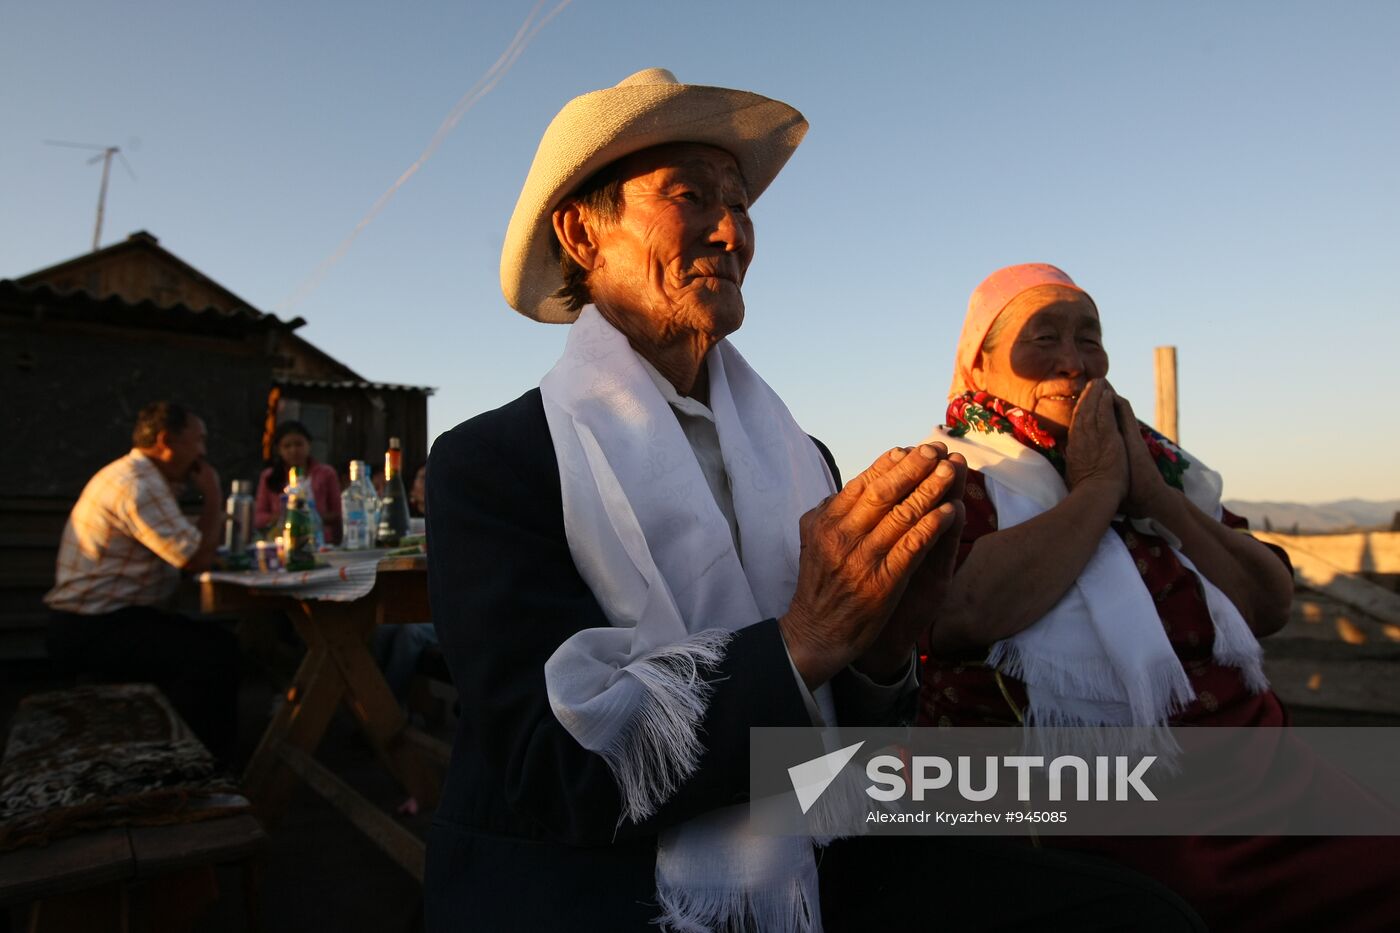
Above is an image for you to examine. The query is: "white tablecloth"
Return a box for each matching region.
[198,550,393,602]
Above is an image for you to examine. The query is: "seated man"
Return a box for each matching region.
[45,400,239,765]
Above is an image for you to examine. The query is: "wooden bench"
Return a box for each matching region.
[0,684,269,931]
[1,816,267,930]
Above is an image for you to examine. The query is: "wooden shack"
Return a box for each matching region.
[0,231,432,657]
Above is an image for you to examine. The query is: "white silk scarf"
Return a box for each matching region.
[924,425,1267,748]
[541,306,838,932]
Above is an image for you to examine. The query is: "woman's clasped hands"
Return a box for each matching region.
[1066,379,1175,519]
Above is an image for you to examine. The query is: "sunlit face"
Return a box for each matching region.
[277,431,311,469]
[972,286,1108,443]
[582,143,754,352]
[165,416,208,477]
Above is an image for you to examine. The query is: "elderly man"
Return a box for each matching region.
[425,71,1203,932]
[45,400,239,763]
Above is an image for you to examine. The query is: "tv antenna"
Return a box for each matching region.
[44,139,138,251]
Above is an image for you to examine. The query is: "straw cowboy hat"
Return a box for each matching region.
[500,68,808,323]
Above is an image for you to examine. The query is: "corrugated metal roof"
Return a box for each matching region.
[0,279,304,335]
[275,377,435,395]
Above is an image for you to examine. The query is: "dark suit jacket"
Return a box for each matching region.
[424,388,905,932]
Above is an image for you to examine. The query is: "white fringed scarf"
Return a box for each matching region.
[541,306,837,932]
[924,424,1268,748]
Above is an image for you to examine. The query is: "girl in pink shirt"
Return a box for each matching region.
[254,420,342,543]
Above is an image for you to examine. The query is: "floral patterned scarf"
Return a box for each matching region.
[945,390,1190,490]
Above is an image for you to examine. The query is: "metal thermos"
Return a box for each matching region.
[225,479,255,552]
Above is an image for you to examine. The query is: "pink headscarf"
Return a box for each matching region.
[948,263,1091,399]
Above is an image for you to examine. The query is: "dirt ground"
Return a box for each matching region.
[1264,589,1400,724]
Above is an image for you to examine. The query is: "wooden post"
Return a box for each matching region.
[1154,346,1178,443]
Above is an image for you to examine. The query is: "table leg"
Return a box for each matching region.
[310,602,443,808]
[241,615,347,824]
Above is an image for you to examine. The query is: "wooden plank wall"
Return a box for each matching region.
[0,497,71,658]
[1254,530,1400,587]
[3,319,273,498]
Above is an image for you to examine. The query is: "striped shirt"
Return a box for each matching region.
[45,450,202,615]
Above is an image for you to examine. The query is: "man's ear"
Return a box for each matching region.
[552,202,600,271]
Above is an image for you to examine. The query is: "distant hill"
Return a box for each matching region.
[1223,498,1400,533]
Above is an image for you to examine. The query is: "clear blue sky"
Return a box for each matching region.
[4,1,1396,502]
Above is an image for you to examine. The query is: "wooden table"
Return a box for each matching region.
[0,816,268,931]
[198,554,447,881]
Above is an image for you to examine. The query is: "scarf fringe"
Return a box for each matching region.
[987,640,1124,703]
[1238,659,1270,694]
[601,629,733,824]
[1127,654,1198,725]
[1210,613,1269,695]
[1022,708,1183,755]
[805,755,875,845]
[988,641,1196,724]
[655,863,820,933]
[1216,651,1269,695]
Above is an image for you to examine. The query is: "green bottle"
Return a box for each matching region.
[283,493,316,571]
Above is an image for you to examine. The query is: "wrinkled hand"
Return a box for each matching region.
[855,453,967,682]
[1065,379,1128,504]
[780,444,963,690]
[1114,395,1174,519]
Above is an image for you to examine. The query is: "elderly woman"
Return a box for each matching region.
[423,76,1207,932]
[920,262,1396,931]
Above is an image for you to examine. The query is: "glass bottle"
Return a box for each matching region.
[283,493,317,571]
[224,479,255,565]
[340,460,381,550]
[376,437,411,547]
[286,466,326,550]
